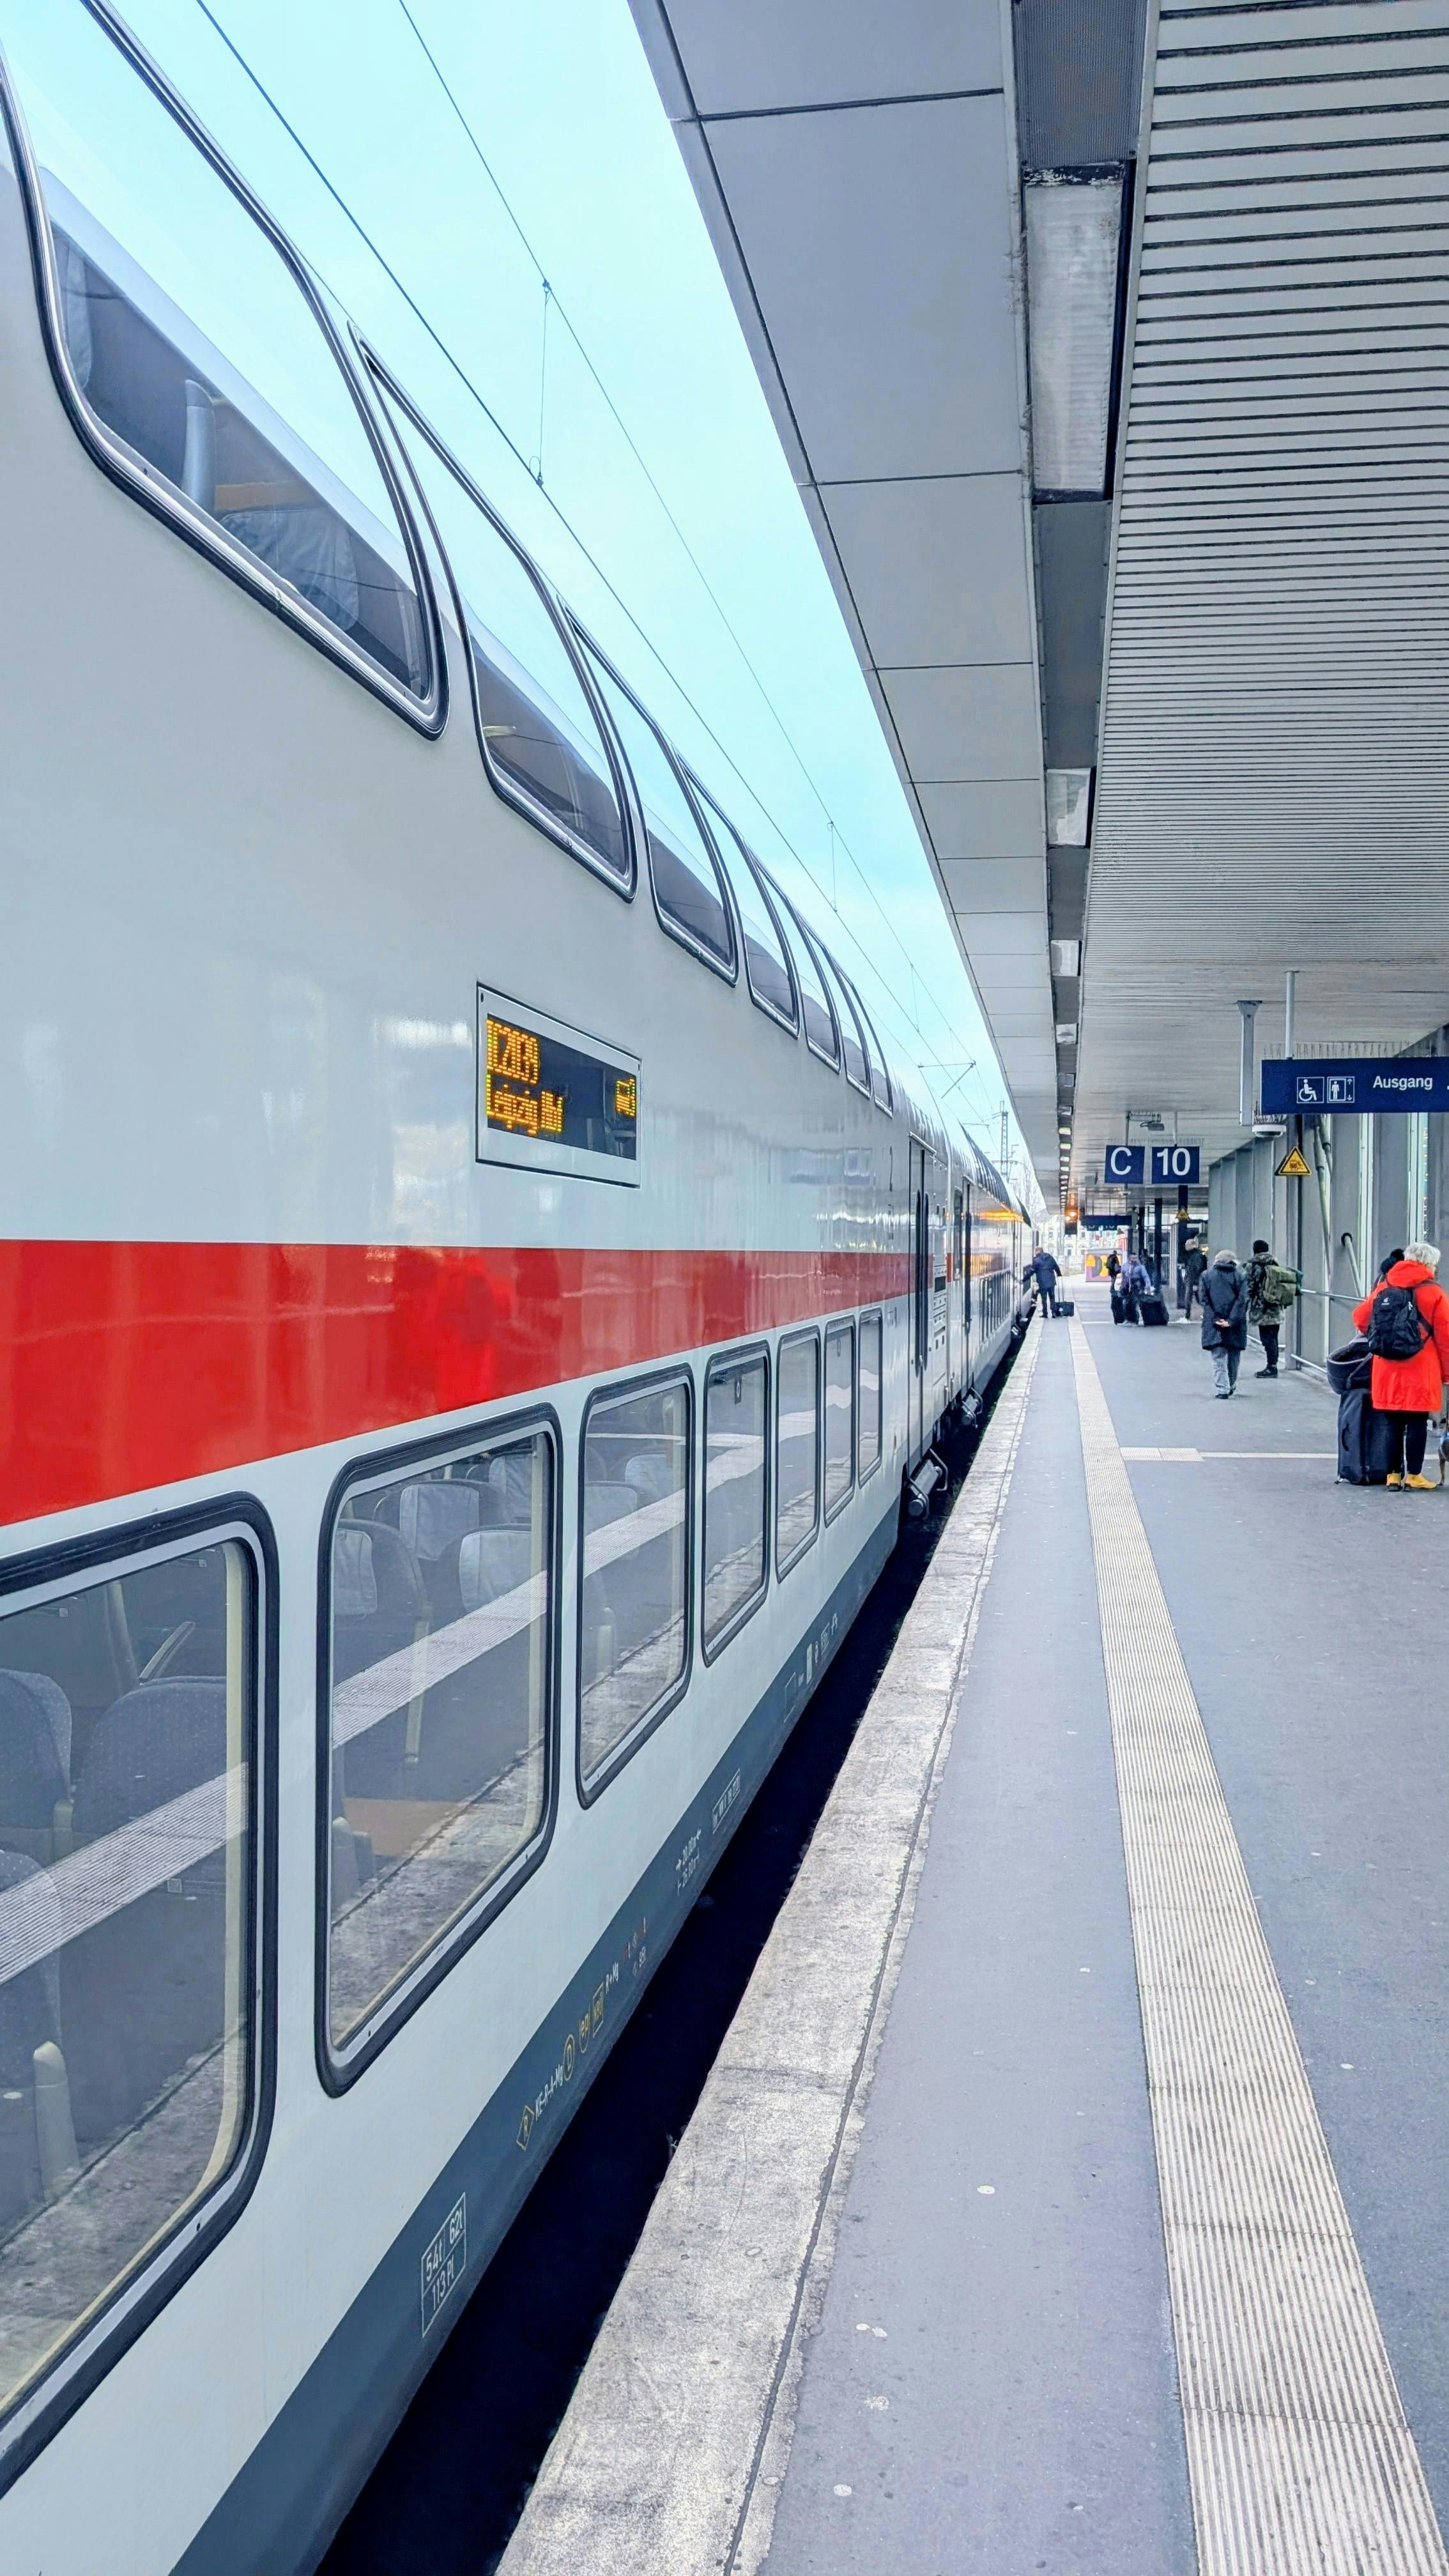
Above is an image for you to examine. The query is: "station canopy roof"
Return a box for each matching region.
[628,0,1449,1206]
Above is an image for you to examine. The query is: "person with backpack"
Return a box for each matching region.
[1351,1242,1449,1489]
[1245,1238,1298,1378]
[1200,1248,1248,1396]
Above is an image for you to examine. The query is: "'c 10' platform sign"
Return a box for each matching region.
[1105,1144,1201,1186]
[1261,1059,1449,1116]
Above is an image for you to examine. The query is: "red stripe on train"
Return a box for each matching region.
[0,1241,911,1527]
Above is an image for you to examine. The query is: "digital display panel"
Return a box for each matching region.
[477,989,641,1186]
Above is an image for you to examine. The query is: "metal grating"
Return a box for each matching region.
[1078,0,1449,1180]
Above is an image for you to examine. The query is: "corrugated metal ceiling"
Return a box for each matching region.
[1079,0,1449,1182]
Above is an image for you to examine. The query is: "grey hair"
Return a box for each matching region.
[1213,1247,1238,1263]
[1405,1239,1441,1271]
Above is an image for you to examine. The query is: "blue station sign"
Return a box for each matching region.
[1103,1144,1202,1186]
[1261,1059,1449,1116]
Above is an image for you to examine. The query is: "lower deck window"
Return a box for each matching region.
[859,1314,883,1476]
[0,1532,257,2432]
[325,1429,552,2064]
[703,1351,769,1652]
[776,1332,821,1570]
[579,1378,690,1791]
[824,1322,855,1515]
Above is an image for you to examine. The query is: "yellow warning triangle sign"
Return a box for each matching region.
[1276,1144,1312,1179]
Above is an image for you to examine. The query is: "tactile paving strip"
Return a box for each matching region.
[1070,1322,1448,2576]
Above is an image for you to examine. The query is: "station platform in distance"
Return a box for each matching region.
[500,1291,1449,2576]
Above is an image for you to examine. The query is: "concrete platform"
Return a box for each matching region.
[498,1294,1449,2576]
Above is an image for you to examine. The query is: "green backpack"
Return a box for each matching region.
[1261,1261,1298,1315]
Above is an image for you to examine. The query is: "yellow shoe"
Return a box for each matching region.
[1386,1473,1404,1489]
[1405,1473,1437,1491]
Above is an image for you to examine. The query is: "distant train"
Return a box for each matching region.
[0,8,1029,2570]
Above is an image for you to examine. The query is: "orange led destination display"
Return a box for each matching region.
[484,1012,638,1162]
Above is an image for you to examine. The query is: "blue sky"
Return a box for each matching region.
[19,0,1034,1192]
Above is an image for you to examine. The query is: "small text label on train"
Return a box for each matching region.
[420,2194,467,2337]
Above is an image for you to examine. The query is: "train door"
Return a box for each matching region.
[928,1157,949,1417]
[910,1137,928,1463]
[953,1188,967,1384]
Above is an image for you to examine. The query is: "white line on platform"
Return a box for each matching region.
[1120,1448,1336,1462]
[1071,1321,1447,2576]
[494,1326,1043,2576]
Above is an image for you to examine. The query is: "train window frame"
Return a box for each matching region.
[815,946,872,1098]
[684,783,801,1036]
[314,1408,560,2095]
[841,970,894,1114]
[700,1342,772,1664]
[0,1493,276,2502]
[765,878,841,1069]
[775,1328,822,1579]
[0,4,444,735]
[858,1311,884,1480]
[571,625,739,983]
[576,1366,695,1808]
[823,1317,856,1522]
[365,350,638,898]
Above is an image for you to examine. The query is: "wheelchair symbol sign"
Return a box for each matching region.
[1295,1075,1325,1106]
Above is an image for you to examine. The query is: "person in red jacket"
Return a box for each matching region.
[1352,1240,1449,1489]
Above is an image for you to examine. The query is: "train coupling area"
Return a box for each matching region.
[497,1292,1449,2576]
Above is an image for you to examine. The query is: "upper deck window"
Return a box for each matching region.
[578,645,735,973]
[815,946,871,1096]
[382,386,631,887]
[3,0,433,712]
[844,973,894,1112]
[690,791,799,1030]
[770,884,839,1066]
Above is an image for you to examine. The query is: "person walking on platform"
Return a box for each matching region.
[1121,1251,1151,1324]
[1351,1242,1449,1489]
[1245,1238,1297,1378]
[1200,1248,1248,1396]
[1029,1248,1062,1316]
[1182,1239,1206,1319]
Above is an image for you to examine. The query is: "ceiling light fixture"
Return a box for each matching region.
[1024,169,1128,498]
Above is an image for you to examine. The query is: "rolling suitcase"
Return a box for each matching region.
[1054,1300,1075,1317]
[1336,1369,1395,1485]
[1140,1294,1169,1326]
[1110,1289,1126,1324]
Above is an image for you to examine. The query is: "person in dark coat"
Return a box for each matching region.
[1351,1242,1449,1487]
[1181,1239,1207,1318]
[1029,1249,1062,1315]
[1200,1249,1248,1396]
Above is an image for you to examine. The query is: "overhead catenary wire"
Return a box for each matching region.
[392,0,1006,1126]
[184,0,1009,1143]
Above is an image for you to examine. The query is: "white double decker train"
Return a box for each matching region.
[0,7,1029,2568]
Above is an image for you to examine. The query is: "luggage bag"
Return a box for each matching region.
[1054,1300,1075,1317]
[1110,1289,1126,1324]
[1336,1370,1396,1486]
[1140,1294,1169,1326]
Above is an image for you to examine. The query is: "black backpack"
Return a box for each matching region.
[1368,1284,1429,1361]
